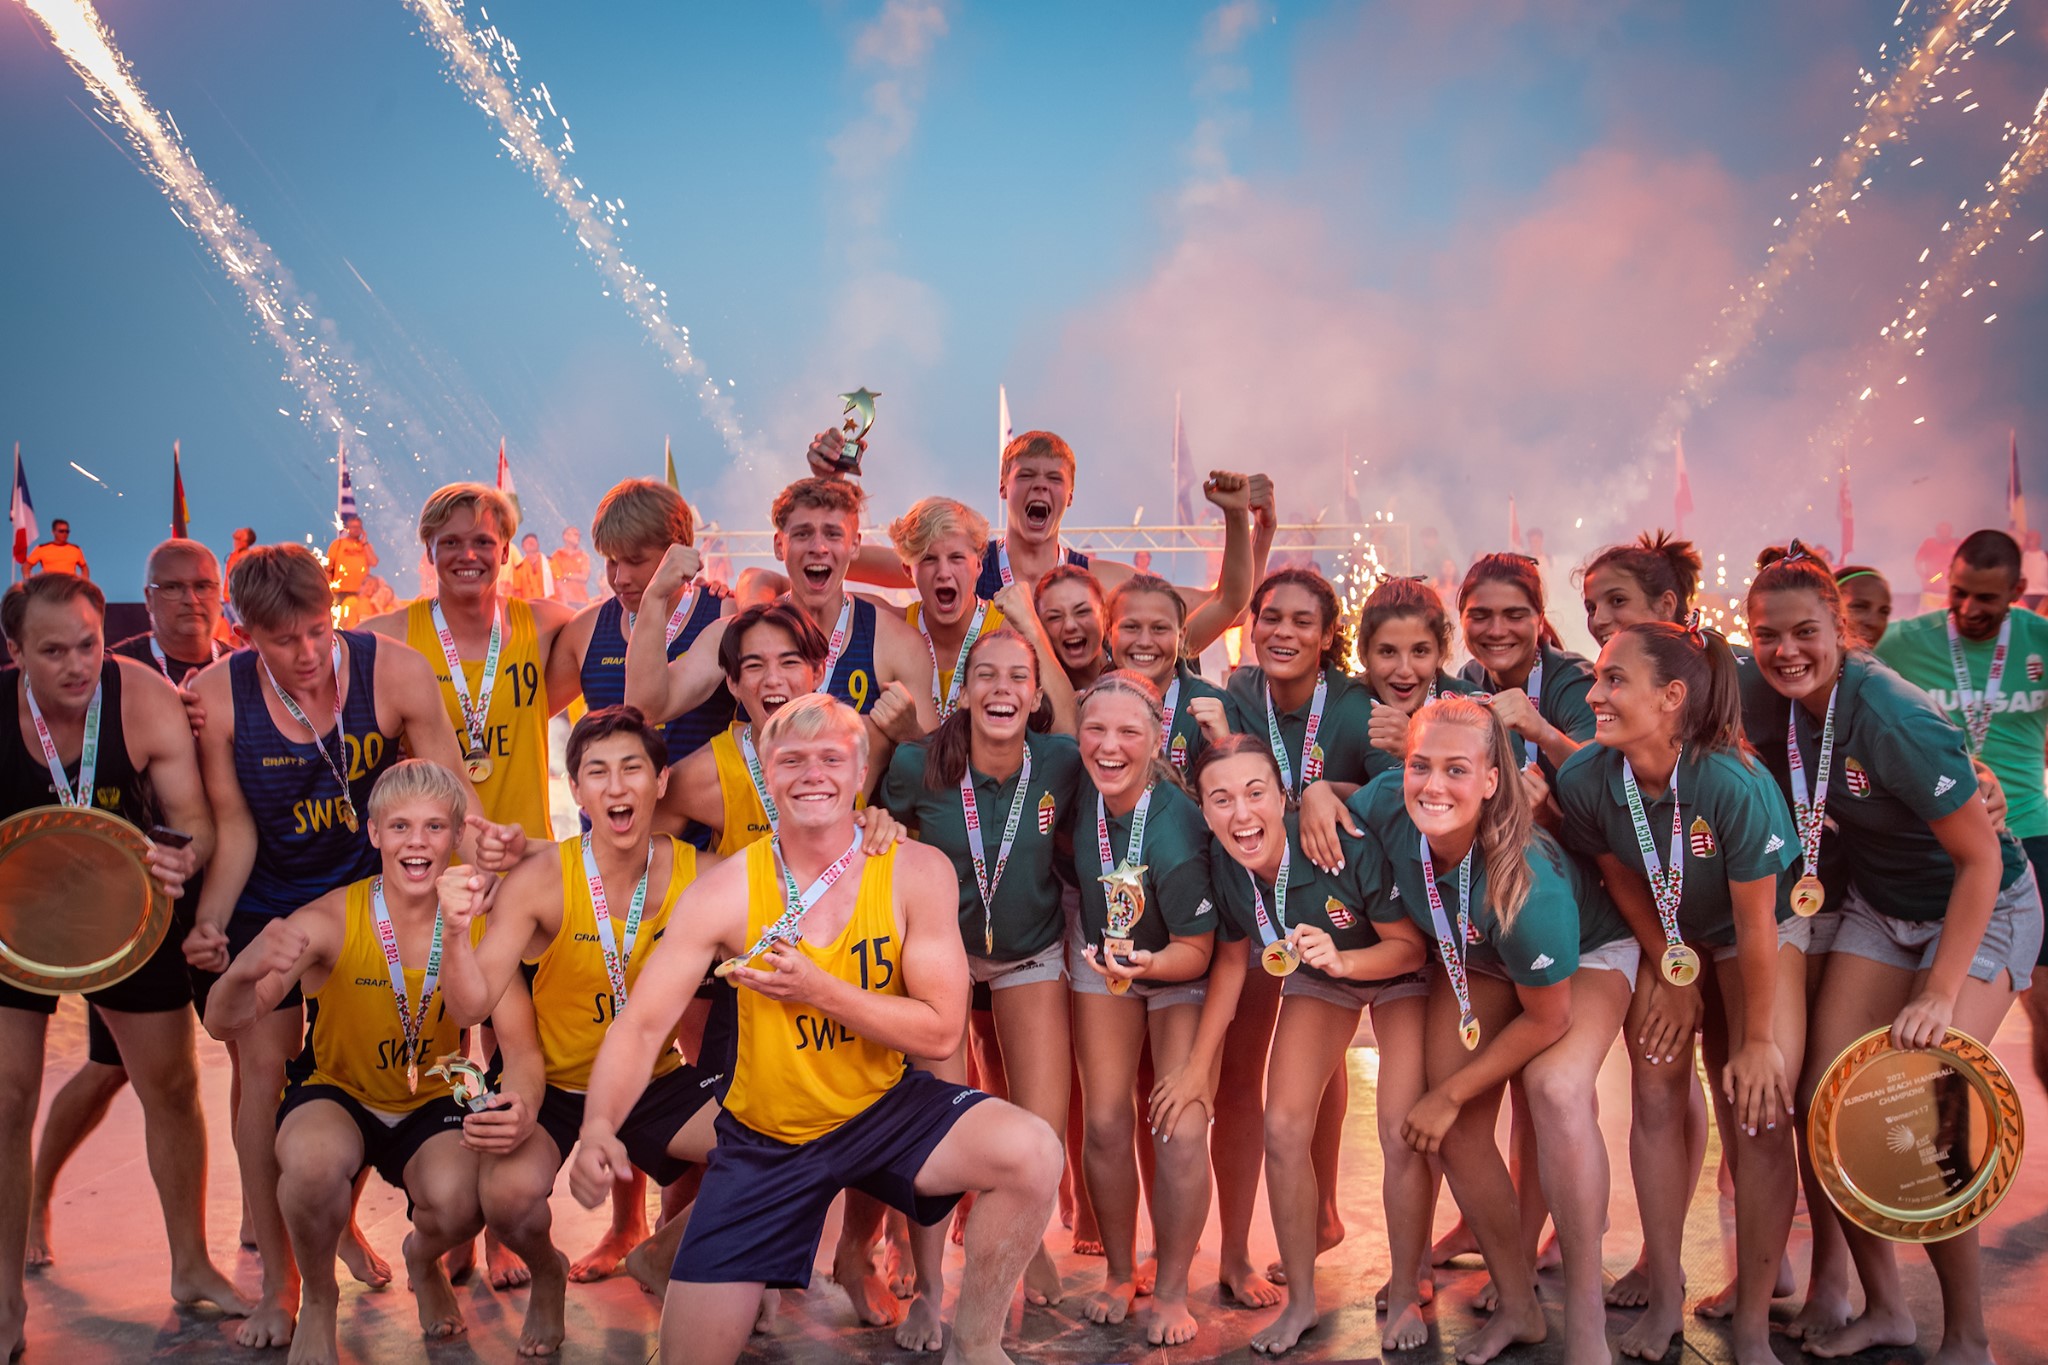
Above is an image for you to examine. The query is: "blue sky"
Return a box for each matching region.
[3,0,2044,595]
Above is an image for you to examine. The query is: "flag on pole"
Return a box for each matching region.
[1839,467,1855,558]
[997,386,1013,532]
[336,439,358,525]
[1673,433,1694,534]
[496,437,523,525]
[663,436,679,491]
[1173,392,1199,525]
[2009,430,2027,536]
[171,440,190,540]
[1508,496,1522,553]
[10,444,36,572]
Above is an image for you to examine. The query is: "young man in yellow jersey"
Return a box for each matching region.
[365,483,577,844]
[572,694,1064,1365]
[204,761,535,1363]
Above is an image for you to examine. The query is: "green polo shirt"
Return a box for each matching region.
[1460,641,1599,780]
[1073,777,1217,955]
[1738,652,2026,922]
[1351,773,1626,986]
[1162,661,1229,777]
[1209,811,1391,989]
[881,730,1081,960]
[1875,608,2048,840]
[1223,666,1379,788]
[1554,743,1796,947]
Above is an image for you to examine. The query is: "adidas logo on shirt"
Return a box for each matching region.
[1530,953,1555,971]
[1389,885,1402,900]
[1934,775,1957,797]
[1764,834,1784,853]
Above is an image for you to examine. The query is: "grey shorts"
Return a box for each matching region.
[1577,935,1643,978]
[968,935,1067,990]
[1709,913,1815,964]
[1280,969,1430,1011]
[1831,867,2043,990]
[1063,921,1205,1010]
[1806,908,1844,956]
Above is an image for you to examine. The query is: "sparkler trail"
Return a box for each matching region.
[403,0,757,465]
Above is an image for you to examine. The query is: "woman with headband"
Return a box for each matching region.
[1834,565,1893,648]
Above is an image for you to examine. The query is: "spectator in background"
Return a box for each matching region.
[415,547,439,600]
[325,514,377,626]
[222,527,256,616]
[1835,565,1894,647]
[509,532,554,600]
[1131,549,1153,574]
[1914,519,1959,611]
[24,519,87,578]
[551,526,591,608]
[2022,530,2047,611]
[357,573,397,618]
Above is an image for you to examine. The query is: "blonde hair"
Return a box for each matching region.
[229,544,331,632]
[888,497,990,568]
[418,482,517,546]
[592,479,694,559]
[1077,669,1182,794]
[366,758,469,827]
[1409,695,1534,929]
[758,692,869,775]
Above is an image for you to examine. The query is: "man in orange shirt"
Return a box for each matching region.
[24,520,87,578]
[325,515,377,626]
[550,526,590,608]
[509,533,553,600]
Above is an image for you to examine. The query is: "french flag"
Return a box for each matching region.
[10,444,36,567]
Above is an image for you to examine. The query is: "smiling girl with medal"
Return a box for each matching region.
[1065,673,1220,1345]
[1104,574,1230,774]
[1554,621,1801,1365]
[1742,543,2040,1363]
[1034,563,1111,693]
[878,628,1080,1318]
[1172,734,1429,1356]
[1457,552,1597,779]
[1356,696,1634,1365]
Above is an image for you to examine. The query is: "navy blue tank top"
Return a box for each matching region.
[973,538,1091,600]
[230,630,398,918]
[824,596,881,715]
[580,593,735,764]
[0,659,151,826]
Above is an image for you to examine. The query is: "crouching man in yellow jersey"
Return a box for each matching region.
[205,761,513,1364]
[572,694,1064,1365]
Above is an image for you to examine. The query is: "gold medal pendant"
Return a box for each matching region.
[405,1060,419,1096]
[1103,937,1135,995]
[1261,940,1301,977]
[338,796,359,834]
[464,751,495,784]
[1790,873,1826,919]
[1661,942,1702,988]
[1458,1012,1482,1051]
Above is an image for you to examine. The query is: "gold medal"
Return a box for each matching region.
[1661,942,1702,988]
[1790,873,1826,919]
[338,795,359,833]
[464,752,495,784]
[405,1060,419,1096]
[1458,1012,1481,1051]
[1261,940,1300,977]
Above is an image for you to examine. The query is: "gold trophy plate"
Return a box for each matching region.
[1808,1025,2024,1244]
[0,806,171,995]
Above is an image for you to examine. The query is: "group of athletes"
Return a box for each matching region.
[2,420,2042,1365]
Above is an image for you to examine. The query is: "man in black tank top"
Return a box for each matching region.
[0,574,252,1352]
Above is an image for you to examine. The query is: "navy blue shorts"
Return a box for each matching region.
[670,1069,989,1288]
[276,1081,465,1213]
[535,1062,724,1187]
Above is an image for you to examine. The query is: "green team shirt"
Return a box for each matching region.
[1875,608,2048,840]
[881,730,1081,960]
[1073,777,1217,956]
[1223,666,1379,788]
[1161,661,1229,778]
[1738,652,2026,922]
[1351,773,1627,986]
[1209,810,1392,989]
[1554,743,1796,947]
[1460,641,1599,780]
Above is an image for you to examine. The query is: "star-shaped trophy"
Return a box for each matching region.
[833,388,880,474]
[1098,862,1148,997]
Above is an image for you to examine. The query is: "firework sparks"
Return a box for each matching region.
[404,0,756,464]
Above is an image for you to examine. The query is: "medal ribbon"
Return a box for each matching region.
[1620,753,1687,956]
[1785,684,1838,884]
[148,636,220,681]
[25,679,101,808]
[1158,676,1183,763]
[263,639,353,805]
[1244,842,1293,949]
[1095,784,1154,882]
[738,724,782,833]
[729,833,864,965]
[819,594,855,685]
[370,877,444,1091]
[1418,834,1477,1034]
[625,583,697,649]
[994,537,1076,589]
[961,744,1034,954]
[1265,674,1328,796]
[1946,612,2010,756]
[581,833,653,1015]
[430,600,504,758]
[920,599,989,719]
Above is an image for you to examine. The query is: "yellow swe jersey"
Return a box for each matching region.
[406,596,553,841]
[905,601,1004,716]
[708,721,865,858]
[294,879,467,1113]
[722,840,907,1145]
[528,835,693,1091]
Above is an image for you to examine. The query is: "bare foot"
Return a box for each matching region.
[831,1245,906,1327]
[947,1191,975,1251]
[236,1293,297,1349]
[1695,1259,1795,1319]
[404,1233,465,1340]
[284,1291,336,1365]
[170,1261,257,1317]
[1218,1261,1284,1309]
[1456,1301,1546,1365]
[885,1230,917,1297]
[1023,1243,1064,1307]
[1534,1229,1563,1273]
[894,1293,945,1352]
[1133,1255,1157,1297]
[1431,1218,1479,1267]
[443,1236,478,1286]
[1784,1290,1853,1341]
[1619,1296,1683,1360]
[1926,1335,1996,1365]
[1473,1275,1537,1315]
[518,1251,569,1358]
[1145,1297,1199,1347]
[1071,1233,1104,1257]
[1804,1308,1919,1358]
[1249,1302,1319,1356]
[568,1225,640,1283]
[753,1288,780,1334]
[1265,1217,1343,1287]
[338,1226,391,1289]
[1604,1255,1669,1309]
[1376,1274,1436,1311]
[23,1207,50,1271]
[624,1237,669,1299]
[1383,1301,1430,1353]
[1082,1277,1137,1326]
[488,1232,531,1290]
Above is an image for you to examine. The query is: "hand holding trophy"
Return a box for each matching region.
[1098,862,1149,997]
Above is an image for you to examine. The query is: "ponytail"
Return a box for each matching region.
[1410,696,1534,929]
[1580,530,1701,621]
[1615,620,1749,758]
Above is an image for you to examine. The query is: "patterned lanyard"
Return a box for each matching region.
[148,636,219,681]
[1522,653,1543,711]
[1096,783,1154,879]
[994,537,1074,588]
[24,678,101,808]
[370,877,444,1094]
[1244,842,1293,948]
[820,595,854,684]
[1418,833,1481,1049]
[1946,612,2010,756]
[961,744,1034,954]
[626,584,696,649]
[262,640,354,814]
[1622,754,1700,986]
[738,724,781,833]
[580,833,652,1015]
[920,599,989,719]
[720,833,864,972]
[1264,673,1328,796]
[1786,684,1838,883]
[429,600,504,757]
[1158,675,1183,764]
